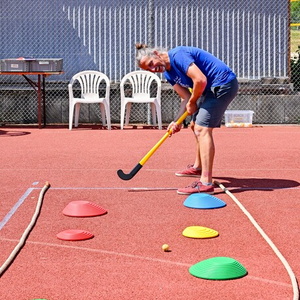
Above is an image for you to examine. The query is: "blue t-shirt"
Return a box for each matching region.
[164,46,236,91]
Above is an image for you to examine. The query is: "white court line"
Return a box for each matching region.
[49,187,178,191]
[0,238,292,289]
[128,186,300,191]
[42,186,300,191]
[0,186,175,231]
[0,187,35,231]
[50,187,133,190]
[2,184,298,230]
[2,185,297,230]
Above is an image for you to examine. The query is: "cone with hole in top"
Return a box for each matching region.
[57,229,94,241]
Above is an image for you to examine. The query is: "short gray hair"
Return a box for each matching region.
[135,43,168,66]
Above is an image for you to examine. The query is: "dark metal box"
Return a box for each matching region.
[30,58,63,72]
[0,59,31,72]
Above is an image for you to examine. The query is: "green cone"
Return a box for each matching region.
[189,257,248,280]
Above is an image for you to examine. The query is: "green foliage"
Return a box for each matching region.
[291,2,300,23]
[290,45,300,90]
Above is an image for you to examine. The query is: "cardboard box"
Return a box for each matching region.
[224,110,254,127]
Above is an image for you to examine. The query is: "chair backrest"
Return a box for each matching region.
[69,70,110,99]
[120,70,161,101]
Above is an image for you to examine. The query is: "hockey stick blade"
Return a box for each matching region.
[117,163,143,180]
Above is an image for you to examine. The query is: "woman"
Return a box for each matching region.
[135,43,238,195]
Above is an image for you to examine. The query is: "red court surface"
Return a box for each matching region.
[0,125,299,300]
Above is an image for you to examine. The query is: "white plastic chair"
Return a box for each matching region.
[68,70,111,130]
[120,70,162,129]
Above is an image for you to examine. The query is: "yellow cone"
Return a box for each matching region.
[182,226,219,239]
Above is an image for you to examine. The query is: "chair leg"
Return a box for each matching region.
[125,103,132,126]
[154,101,162,130]
[120,102,126,130]
[102,101,111,130]
[106,107,111,130]
[151,103,157,126]
[69,102,75,130]
[74,103,80,127]
[99,103,107,127]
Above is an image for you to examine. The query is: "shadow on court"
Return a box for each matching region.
[0,129,31,137]
[214,176,300,194]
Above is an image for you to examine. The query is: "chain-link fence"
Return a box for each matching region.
[0,0,299,126]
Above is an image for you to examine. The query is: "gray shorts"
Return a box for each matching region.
[192,78,239,128]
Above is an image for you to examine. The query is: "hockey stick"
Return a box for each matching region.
[117,111,189,180]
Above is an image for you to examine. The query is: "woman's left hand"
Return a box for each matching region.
[186,101,198,115]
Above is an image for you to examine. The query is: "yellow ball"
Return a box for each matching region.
[162,244,170,251]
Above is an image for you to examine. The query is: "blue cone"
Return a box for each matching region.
[183,193,226,209]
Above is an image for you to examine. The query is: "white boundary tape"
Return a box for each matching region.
[214,180,299,300]
[0,182,50,277]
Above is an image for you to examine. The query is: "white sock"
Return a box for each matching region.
[193,166,201,170]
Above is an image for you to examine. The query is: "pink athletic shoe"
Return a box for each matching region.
[177,181,214,195]
[175,164,202,177]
